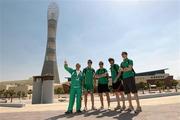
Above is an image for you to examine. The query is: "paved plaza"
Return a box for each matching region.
[0,95,180,120]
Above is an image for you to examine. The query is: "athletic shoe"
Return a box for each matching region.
[130,110,135,114]
[91,106,97,110]
[122,105,126,111]
[99,106,104,110]
[114,105,121,111]
[83,107,88,111]
[108,106,111,110]
[135,107,142,113]
[65,111,72,114]
[76,110,82,113]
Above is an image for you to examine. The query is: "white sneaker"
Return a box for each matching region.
[108,106,111,110]
[130,110,135,114]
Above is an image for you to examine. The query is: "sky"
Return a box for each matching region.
[0,0,180,82]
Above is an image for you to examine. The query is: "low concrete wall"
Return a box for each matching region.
[0,103,25,108]
[110,92,180,102]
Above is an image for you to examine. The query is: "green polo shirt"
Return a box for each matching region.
[120,58,135,79]
[83,67,95,87]
[95,68,108,85]
[110,64,120,81]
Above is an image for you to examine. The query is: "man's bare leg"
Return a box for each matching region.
[120,91,126,109]
[134,93,141,111]
[114,92,121,110]
[105,92,110,109]
[84,92,88,111]
[127,93,133,110]
[90,92,96,110]
[99,93,104,109]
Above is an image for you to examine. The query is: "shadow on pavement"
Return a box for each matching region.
[46,110,140,120]
[45,111,84,120]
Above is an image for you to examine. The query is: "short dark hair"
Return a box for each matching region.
[99,61,104,65]
[108,58,114,62]
[76,63,81,67]
[88,59,92,64]
[122,51,128,55]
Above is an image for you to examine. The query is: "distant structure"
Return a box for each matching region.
[41,2,60,84]
[135,68,173,87]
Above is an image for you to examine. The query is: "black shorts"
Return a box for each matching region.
[123,77,137,94]
[98,84,110,93]
[112,80,124,92]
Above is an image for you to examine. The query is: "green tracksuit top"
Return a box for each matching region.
[64,65,83,89]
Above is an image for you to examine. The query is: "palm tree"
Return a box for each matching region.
[27,90,32,99]
[17,91,22,100]
[155,81,164,93]
[21,91,27,99]
[139,82,146,94]
[8,90,16,103]
[172,80,178,92]
[0,89,5,98]
[3,90,9,99]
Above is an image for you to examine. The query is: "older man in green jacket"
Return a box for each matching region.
[64,61,83,114]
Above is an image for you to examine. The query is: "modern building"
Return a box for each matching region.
[135,68,174,87]
[41,2,60,84]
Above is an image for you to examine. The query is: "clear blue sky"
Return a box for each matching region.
[0,0,180,82]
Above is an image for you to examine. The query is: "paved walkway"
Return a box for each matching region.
[1,103,180,120]
[0,95,180,120]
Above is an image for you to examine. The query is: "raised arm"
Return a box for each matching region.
[64,61,74,74]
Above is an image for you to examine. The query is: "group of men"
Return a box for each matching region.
[64,52,141,115]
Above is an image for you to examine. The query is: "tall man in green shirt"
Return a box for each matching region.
[83,59,96,111]
[115,52,141,113]
[95,61,111,110]
[64,61,84,114]
[108,58,126,111]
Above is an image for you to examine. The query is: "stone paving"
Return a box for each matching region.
[1,95,180,120]
[0,103,180,120]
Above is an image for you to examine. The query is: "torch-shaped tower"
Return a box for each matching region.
[41,2,60,84]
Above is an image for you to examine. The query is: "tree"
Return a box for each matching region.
[8,90,16,103]
[17,91,22,100]
[155,81,164,93]
[3,90,9,99]
[27,90,32,99]
[138,82,146,94]
[172,80,178,92]
[54,87,64,98]
[0,89,5,98]
[22,91,27,99]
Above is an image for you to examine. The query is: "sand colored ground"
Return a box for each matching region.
[1,95,180,113]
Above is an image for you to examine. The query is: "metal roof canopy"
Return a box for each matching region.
[136,68,168,76]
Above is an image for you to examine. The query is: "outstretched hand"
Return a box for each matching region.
[64,60,68,65]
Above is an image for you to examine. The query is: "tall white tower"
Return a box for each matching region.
[41,2,60,83]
